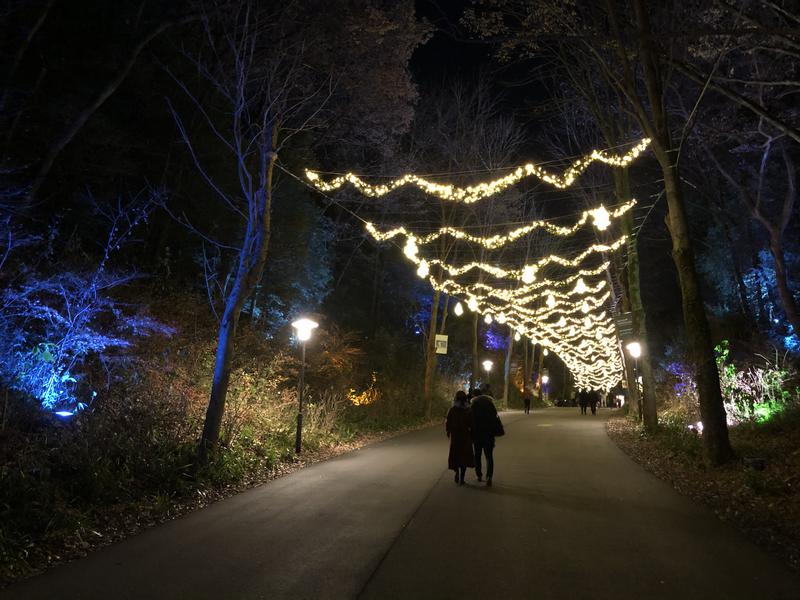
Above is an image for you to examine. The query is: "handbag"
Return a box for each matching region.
[493,414,505,437]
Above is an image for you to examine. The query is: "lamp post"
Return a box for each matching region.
[292,317,318,454]
[482,359,493,390]
[541,374,550,403]
[625,341,642,413]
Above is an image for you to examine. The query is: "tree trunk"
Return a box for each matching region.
[502,327,513,409]
[199,144,277,460]
[616,167,657,430]
[522,340,529,395]
[769,234,800,337]
[423,288,441,418]
[632,0,733,464]
[536,344,545,405]
[470,311,479,393]
[662,162,733,464]
[439,295,450,334]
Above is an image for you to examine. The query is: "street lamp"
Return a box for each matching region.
[291,317,318,454]
[482,359,493,373]
[626,341,643,412]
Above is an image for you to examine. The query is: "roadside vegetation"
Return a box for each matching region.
[608,342,800,572]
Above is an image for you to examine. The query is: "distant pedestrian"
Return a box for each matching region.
[589,390,600,415]
[471,384,500,487]
[578,389,589,415]
[523,387,532,414]
[446,391,474,485]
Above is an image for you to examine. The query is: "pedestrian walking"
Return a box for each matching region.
[471,384,501,487]
[589,389,600,415]
[578,389,588,415]
[523,386,532,414]
[446,390,474,485]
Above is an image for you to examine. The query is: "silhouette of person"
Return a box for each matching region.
[589,389,600,415]
[523,386,532,414]
[579,389,589,415]
[471,383,498,486]
[446,390,474,485]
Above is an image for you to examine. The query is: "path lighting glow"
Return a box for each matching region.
[626,341,642,358]
[482,360,493,373]
[292,318,319,341]
[291,317,319,453]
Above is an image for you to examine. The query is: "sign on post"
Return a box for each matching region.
[614,312,634,340]
[435,334,448,354]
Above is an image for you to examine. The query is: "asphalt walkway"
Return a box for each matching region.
[2,408,797,599]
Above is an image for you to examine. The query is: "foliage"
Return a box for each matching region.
[715,341,800,425]
[0,197,173,414]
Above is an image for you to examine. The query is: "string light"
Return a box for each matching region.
[306,139,650,203]
[514,332,521,341]
[364,200,636,248]
[468,296,479,312]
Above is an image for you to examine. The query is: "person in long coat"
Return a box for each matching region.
[446,390,474,485]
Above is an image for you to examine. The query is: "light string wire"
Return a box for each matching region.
[304,138,650,203]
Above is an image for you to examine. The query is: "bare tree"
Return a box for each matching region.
[168,1,332,457]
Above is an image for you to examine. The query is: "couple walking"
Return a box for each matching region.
[445,384,502,487]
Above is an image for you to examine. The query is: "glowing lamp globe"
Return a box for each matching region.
[454,301,464,316]
[626,341,642,358]
[468,297,479,312]
[543,348,549,356]
[292,318,319,341]
[541,375,550,385]
[521,266,536,284]
[482,360,493,373]
[591,205,611,231]
[416,259,429,279]
[497,312,507,324]
[484,313,493,325]
[514,332,521,342]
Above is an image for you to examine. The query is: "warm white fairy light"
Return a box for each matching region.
[364,200,636,249]
[522,265,536,284]
[574,278,587,294]
[546,294,556,309]
[484,313,493,324]
[468,296,479,312]
[306,139,650,203]
[497,312,507,324]
[417,259,429,278]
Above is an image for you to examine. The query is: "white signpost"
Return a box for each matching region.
[435,334,448,354]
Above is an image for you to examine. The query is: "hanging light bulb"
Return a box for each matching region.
[584,317,592,329]
[521,265,536,284]
[404,237,419,259]
[581,300,590,314]
[497,312,507,324]
[543,348,549,356]
[484,313,493,324]
[468,296,479,312]
[546,294,556,309]
[514,332,521,342]
[569,326,576,336]
[574,278,587,294]
[416,259,429,278]
[454,301,464,316]
[557,317,567,327]
[591,205,611,231]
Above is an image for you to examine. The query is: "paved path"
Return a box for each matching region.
[2,408,797,599]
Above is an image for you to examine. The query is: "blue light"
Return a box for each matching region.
[54,410,74,418]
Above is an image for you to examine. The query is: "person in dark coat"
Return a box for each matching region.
[446,390,474,484]
[470,384,498,486]
[589,389,600,415]
[578,389,589,415]
[523,386,533,415]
